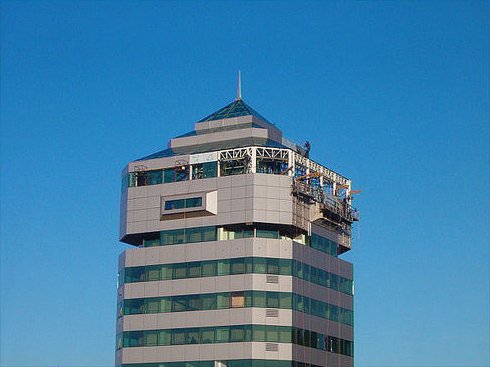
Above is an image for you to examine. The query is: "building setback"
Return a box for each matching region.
[115,95,359,367]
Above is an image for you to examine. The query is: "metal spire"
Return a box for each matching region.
[236,70,242,100]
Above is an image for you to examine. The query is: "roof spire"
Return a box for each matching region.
[236,70,242,100]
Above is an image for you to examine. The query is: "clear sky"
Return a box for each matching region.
[1,1,488,367]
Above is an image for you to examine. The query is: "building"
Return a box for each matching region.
[115,92,359,367]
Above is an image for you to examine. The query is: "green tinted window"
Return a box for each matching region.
[185,197,202,208]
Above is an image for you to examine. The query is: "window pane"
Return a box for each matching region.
[230,258,245,275]
[202,226,217,242]
[201,294,217,310]
[164,199,185,210]
[201,328,215,343]
[252,325,266,341]
[279,259,292,276]
[159,330,171,346]
[185,197,202,208]
[188,295,201,311]
[148,170,163,185]
[256,229,279,239]
[217,259,230,276]
[173,264,187,279]
[186,328,199,344]
[172,330,186,345]
[147,267,160,281]
[188,262,201,278]
[203,161,217,178]
[215,327,229,343]
[279,293,292,309]
[144,331,158,346]
[253,258,267,274]
[201,261,216,277]
[266,325,279,342]
[161,265,173,280]
[163,168,175,183]
[253,291,266,308]
[160,298,172,313]
[278,327,292,343]
[186,228,202,243]
[267,258,280,274]
[146,299,160,313]
[173,297,187,312]
[217,294,230,309]
[266,292,279,308]
[230,326,245,342]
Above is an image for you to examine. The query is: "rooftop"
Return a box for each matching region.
[198,98,271,123]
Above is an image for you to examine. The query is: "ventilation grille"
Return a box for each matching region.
[265,343,279,351]
[266,275,279,283]
[266,309,279,317]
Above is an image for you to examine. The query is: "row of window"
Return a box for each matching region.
[164,197,203,211]
[119,361,332,367]
[119,360,327,367]
[120,257,353,296]
[143,225,339,258]
[119,291,353,326]
[118,325,353,357]
[127,162,218,188]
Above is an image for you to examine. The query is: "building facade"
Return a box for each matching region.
[115,97,359,367]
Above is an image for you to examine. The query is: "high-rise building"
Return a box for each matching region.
[116,93,359,367]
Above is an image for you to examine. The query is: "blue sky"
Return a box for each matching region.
[1,1,488,366]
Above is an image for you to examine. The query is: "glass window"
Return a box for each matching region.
[161,229,185,245]
[172,297,187,312]
[279,259,292,276]
[201,261,216,277]
[186,227,202,243]
[267,258,280,275]
[188,295,201,311]
[279,293,292,309]
[173,263,187,279]
[164,199,185,210]
[172,329,186,345]
[230,326,245,342]
[161,264,173,280]
[147,266,161,281]
[215,327,229,343]
[163,168,175,183]
[160,298,172,313]
[256,229,279,239]
[175,165,189,181]
[201,294,216,310]
[202,226,217,242]
[186,328,200,344]
[192,161,218,180]
[144,331,158,346]
[188,262,201,278]
[230,258,245,275]
[266,292,279,308]
[217,259,230,276]
[253,258,267,274]
[217,293,230,309]
[146,299,160,313]
[253,291,267,308]
[201,328,215,343]
[278,326,291,343]
[185,197,203,208]
[266,325,279,342]
[148,170,163,185]
[252,325,266,341]
[159,330,171,346]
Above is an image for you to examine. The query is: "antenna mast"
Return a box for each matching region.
[236,70,242,100]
